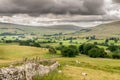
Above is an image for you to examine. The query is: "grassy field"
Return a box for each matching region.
[0,44,120,80]
[63,66,120,80]
[33,56,120,80]
[0,44,53,67]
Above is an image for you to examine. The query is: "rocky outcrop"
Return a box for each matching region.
[0,59,59,80]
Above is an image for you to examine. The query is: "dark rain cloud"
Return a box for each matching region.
[113,0,120,3]
[0,0,106,16]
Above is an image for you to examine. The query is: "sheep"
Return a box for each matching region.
[81,72,87,76]
[58,70,62,73]
[76,60,81,64]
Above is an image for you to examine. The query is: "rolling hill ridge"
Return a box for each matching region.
[74,21,120,38]
[0,22,83,35]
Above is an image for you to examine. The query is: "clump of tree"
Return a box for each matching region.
[107,45,120,59]
[109,37,119,43]
[111,50,120,59]
[105,39,109,44]
[79,43,107,58]
[49,47,57,54]
[86,35,96,40]
[105,37,119,44]
[19,40,30,46]
[79,43,96,55]
[59,42,63,45]
[19,40,41,47]
[60,45,78,57]
[107,45,120,52]
[88,48,107,58]
[32,42,41,47]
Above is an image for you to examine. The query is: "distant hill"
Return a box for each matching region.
[44,25,82,30]
[73,21,120,38]
[0,22,83,35]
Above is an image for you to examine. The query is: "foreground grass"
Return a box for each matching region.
[55,56,120,80]
[0,45,120,80]
[0,45,49,66]
[33,69,71,80]
[32,56,120,80]
[56,56,120,73]
[63,66,120,80]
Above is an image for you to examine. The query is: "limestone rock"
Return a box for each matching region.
[0,60,59,80]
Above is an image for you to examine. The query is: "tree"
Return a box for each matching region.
[105,39,109,43]
[79,43,107,58]
[68,45,79,55]
[79,44,84,54]
[112,53,120,59]
[59,42,63,45]
[61,47,76,57]
[33,42,41,47]
[61,45,78,57]
[79,43,97,55]
[94,42,98,45]
[49,47,57,54]
[112,50,120,59]
[107,45,119,52]
[88,48,107,58]
[88,48,99,58]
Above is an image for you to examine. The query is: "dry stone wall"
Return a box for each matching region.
[0,59,59,80]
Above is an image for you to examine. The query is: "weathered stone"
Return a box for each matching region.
[0,60,59,80]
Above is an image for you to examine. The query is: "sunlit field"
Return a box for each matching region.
[0,44,120,80]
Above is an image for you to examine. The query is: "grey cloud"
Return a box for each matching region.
[113,0,120,3]
[84,0,105,15]
[0,0,106,16]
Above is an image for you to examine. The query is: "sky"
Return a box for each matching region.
[0,0,120,27]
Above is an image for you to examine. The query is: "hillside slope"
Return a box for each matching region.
[0,22,82,35]
[74,21,120,38]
